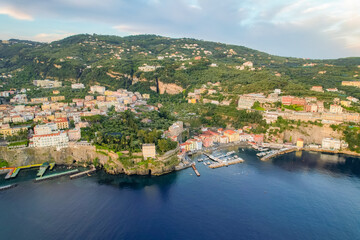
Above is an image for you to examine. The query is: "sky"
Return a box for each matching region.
[0,0,359,59]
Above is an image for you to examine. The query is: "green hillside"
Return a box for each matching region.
[1,34,360,98]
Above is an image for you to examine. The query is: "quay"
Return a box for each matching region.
[209,158,244,169]
[191,163,200,177]
[260,148,298,161]
[70,166,96,179]
[0,184,18,191]
[35,169,79,182]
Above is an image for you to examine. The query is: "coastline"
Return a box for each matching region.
[261,147,360,161]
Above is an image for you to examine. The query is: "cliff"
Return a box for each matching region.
[0,143,180,176]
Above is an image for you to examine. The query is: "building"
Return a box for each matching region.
[31,97,49,103]
[281,96,293,106]
[71,83,85,89]
[34,123,58,135]
[296,138,304,148]
[90,85,106,95]
[322,138,341,150]
[33,80,62,88]
[138,64,162,72]
[224,130,240,142]
[29,132,69,148]
[0,126,27,137]
[54,118,69,129]
[342,81,360,87]
[311,86,324,92]
[67,128,81,141]
[142,144,156,159]
[330,105,343,114]
[51,96,65,102]
[238,96,255,109]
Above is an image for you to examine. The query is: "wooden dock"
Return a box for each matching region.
[35,169,79,182]
[70,167,96,179]
[191,163,200,177]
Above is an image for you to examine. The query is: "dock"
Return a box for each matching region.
[191,163,200,177]
[70,166,96,179]
[0,184,18,191]
[260,148,297,161]
[209,158,244,169]
[35,169,79,182]
[9,164,42,179]
[37,162,50,177]
[175,162,193,171]
[49,162,56,170]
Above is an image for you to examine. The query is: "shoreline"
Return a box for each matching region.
[261,147,360,161]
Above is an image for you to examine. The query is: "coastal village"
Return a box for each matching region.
[0,75,359,180]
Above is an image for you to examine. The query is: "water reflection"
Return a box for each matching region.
[272,151,360,178]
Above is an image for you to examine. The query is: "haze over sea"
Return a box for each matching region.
[1,148,359,240]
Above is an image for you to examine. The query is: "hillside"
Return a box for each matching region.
[1,34,360,98]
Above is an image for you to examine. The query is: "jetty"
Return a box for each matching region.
[70,166,96,179]
[191,163,200,177]
[37,162,50,177]
[209,158,244,169]
[0,184,18,191]
[260,147,298,161]
[175,162,193,171]
[8,164,42,179]
[35,169,79,182]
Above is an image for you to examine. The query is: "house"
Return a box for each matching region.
[142,144,156,159]
[224,130,240,142]
[71,83,85,89]
[311,86,324,92]
[296,138,304,148]
[252,134,264,143]
[90,85,106,95]
[330,105,343,114]
[219,135,229,144]
[202,137,213,148]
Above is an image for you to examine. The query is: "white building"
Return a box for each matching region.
[322,138,341,150]
[90,85,106,95]
[330,105,343,114]
[71,83,85,89]
[29,132,69,148]
[34,123,58,135]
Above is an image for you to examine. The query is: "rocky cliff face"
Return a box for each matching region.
[0,143,179,176]
[283,125,342,144]
[158,80,184,94]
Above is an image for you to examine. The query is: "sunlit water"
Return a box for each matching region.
[0,148,359,240]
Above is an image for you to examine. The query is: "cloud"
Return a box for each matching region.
[0,0,359,58]
[0,5,33,20]
[33,32,75,42]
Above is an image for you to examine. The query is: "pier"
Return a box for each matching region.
[70,167,96,179]
[8,164,42,179]
[191,163,200,177]
[209,158,244,169]
[260,148,298,161]
[35,169,79,182]
[0,184,18,191]
[37,162,50,177]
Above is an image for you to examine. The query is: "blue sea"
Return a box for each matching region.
[0,148,360,240]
